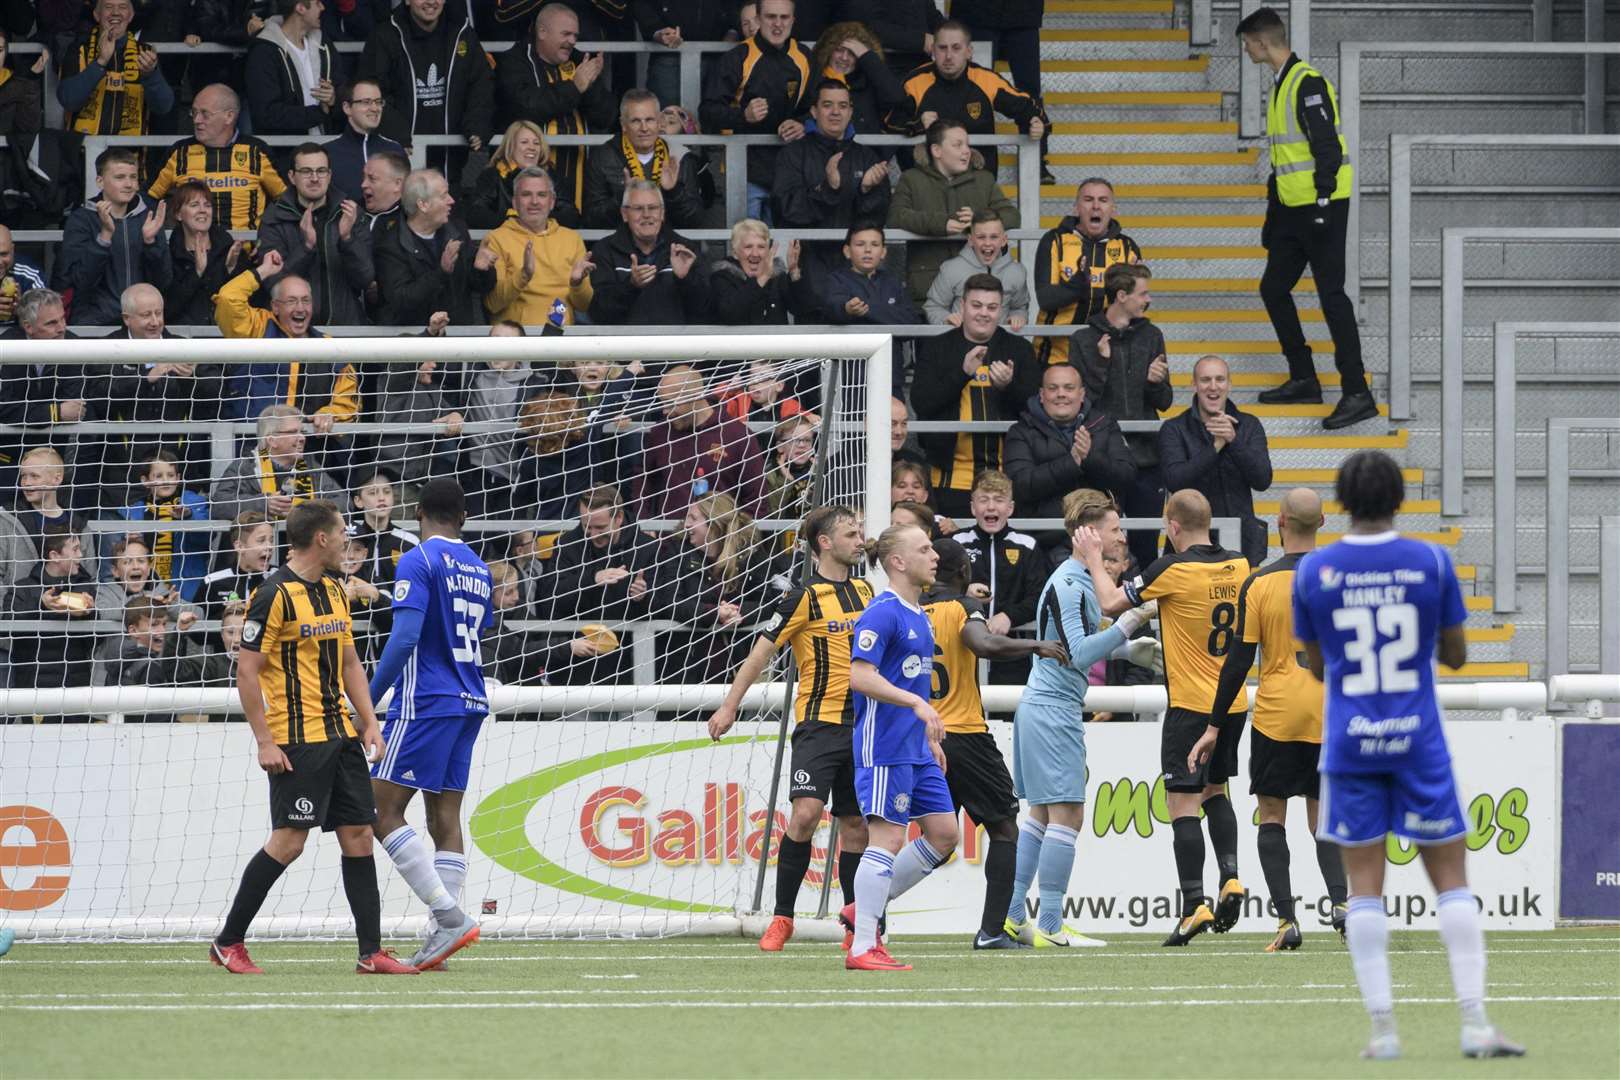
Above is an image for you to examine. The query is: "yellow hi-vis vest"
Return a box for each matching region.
[1267,60,1353,207]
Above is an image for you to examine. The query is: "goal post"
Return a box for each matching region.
[0,331,895,940]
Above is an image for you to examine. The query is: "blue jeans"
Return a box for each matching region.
[747,182,773,225]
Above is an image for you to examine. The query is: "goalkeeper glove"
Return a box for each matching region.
[1113,601,1157,637]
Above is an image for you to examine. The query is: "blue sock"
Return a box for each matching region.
[1036,824,1079,934]
[1008,819,1046,923]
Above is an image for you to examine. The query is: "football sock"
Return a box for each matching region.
[1171,816,1207,916]
[1008,819,1045,922]
[1035,824,1079,935]
[1256,822,1294,922]
[982,838,1017,939]
[380,826,463,924]
[773,835,813,918]
[218,848,287,947]
[342,854,384,959]
[1202,793,1240,884]
[887,837,947,902]
[1437,887,1489,1027]
[851,848,895,957]
[1345,894,1394,1021]
[432,852,469,931]
[1315,839,1348,906]
[838,848,863,908]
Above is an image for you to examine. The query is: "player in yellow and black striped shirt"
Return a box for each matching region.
[211,501,413,976]
[925,538,1066,950]
[708,505,872,951]
[1191,488,1349,951]
[1100,489,1252,944]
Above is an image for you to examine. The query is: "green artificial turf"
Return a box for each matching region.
[2,929,1616,1078]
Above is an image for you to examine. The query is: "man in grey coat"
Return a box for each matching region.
[924,210,1030,328]
[211,405,346,526]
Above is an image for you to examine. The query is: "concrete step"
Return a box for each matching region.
[1023,66,1215,93]
[1037,29,1193,62]
[1040,0,1177,29]
[1035,159,1265,188]
[1407,428,1620,473]
[1042,102,1230,123]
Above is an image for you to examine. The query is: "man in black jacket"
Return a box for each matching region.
[244,0,341,138]
[1068,262,1171,570]
[495,2,616,223]
[1158,355,1272,567]
[633,0,734,108]
[358,0,495,152]
[770,80,891,288]
[587,179,709,326]
[255,142,373,326]
[1002,361,1137,559]
[324,79,406,203]
[910,273,1040,517]
[542,483,655,685]
[375,167,494,326]
[4,530,99,704]
[583,88,705,228]
[700,0,812,222]
[892,20,1046,176]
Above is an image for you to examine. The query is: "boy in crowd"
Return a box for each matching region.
[925,211,1030,329]
[56,147,173,326]
[824,224,921,326]
[949,469,1041,684]
[95,536,171,622]
[113,449,211,602]
[5,531,100,703]
[98,594,204,719]
[5,448,96,582]
[194,512,274,654]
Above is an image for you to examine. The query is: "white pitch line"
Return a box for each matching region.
[6,994,1616,1014]
[1,944,1614,966]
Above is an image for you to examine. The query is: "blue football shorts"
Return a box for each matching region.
[1011,701,1088,805]
[1316,759,1467,846]
[855,762,955,826]
[372,713,487,793]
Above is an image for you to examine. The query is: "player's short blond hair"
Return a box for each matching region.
[1165,488,1212,531]
[1063,488,1117,535]
[874,523,923,570]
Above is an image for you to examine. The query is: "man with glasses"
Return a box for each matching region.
[586,180,707,327]
[257,143,373,326]
[149,84,288,230]
[326,80,406,202]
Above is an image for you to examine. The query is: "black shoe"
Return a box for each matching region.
[1323,391,1379,430]
[972,930,1032,950]
[1257,377,1323,405]
[1040,164,1057,185]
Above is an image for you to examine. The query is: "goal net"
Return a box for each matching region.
[0,331,892,939]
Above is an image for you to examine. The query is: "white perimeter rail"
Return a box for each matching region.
[4,681,1602,721]
[1439,228,1620,517]
[1339,38,1620,312]
[1546,417,1620,680]
[1387,134,1620,421]
[1490,322,1620,614]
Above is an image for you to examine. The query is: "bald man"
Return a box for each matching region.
[1097,488,1253,945]
[639,366,767,520]
[0,226,49,328]
[1190,486,1349,951]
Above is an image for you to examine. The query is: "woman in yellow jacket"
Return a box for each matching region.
[478,166,594,327]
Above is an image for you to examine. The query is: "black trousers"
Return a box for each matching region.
[1120,461,1165,573]
[1259,198,1367,396]
[958,22,1048,171]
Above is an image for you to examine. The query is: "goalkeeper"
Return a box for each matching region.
[1005,492,1160,947]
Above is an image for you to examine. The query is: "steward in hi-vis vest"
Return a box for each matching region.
[1237,7,1376,433]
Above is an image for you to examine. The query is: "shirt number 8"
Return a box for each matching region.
[1208,601,1236,657]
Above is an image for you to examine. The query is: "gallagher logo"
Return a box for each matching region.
[0,806,72,910]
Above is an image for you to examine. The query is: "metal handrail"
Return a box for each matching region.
[1546,416,1620,678]
[1338,39,1620,311]
[1439,228,1620,516]
[1387,134,1620,421]
[1489,322,1620,614]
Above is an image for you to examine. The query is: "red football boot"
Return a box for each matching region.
[209,941,264,975]
[838,902,856,952]
[845,945,912,972]
[356,948,420,974]
[759,915,794,952]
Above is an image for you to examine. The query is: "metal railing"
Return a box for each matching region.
[1387,134,1620,421]
[1546,416,1620,679]
[1488,321,1620,613]
[1439,228,1620,516]
[1603,516,1620,683]
[1339,38,1620,311]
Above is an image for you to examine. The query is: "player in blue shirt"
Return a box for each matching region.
[840,524,956,971]
[367,478,489,971]
[1005,492,1159,948]
[1293,451,1523,1061]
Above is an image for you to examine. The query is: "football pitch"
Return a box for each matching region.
[3,929,1617,1078]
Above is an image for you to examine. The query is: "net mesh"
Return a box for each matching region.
[0,341,878,938]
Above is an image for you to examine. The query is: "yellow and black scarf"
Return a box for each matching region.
[621,134,669,183]
[71,30,146,136]
[257,453,317,506]
[145,498,180,581]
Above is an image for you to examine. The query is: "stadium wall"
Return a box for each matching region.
[1,719,1559,938]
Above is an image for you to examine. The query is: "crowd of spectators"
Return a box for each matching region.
[0,0,1284,718]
